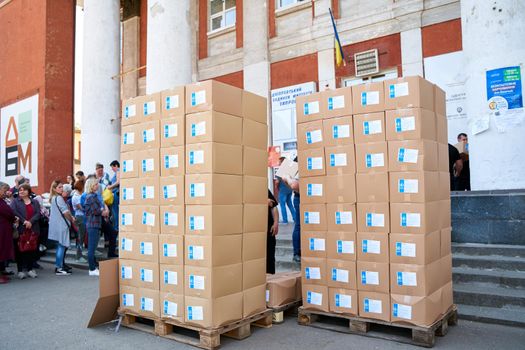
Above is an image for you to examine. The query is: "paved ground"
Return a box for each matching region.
[2,264,525,350]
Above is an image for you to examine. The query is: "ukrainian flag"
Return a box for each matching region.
[329,8,345,67]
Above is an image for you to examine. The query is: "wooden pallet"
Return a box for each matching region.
[271,300,302,324]
[298,305,458,348]
[119,310,166,336]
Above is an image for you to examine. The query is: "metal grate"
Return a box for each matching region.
[354,49,379,77]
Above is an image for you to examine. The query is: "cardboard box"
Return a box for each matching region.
[243,258,267,289]
[322,87,353,118]
[136,120,160,149]
[298,148,326,177]
[439,200,451,229]
[390,201,441,234]
[327,259,357,289]
[356,173,389,203]
[301,204,327,231]
[383,76,435,111]
[119,285,138,313]
[184,293,243,328]
[119,259,135,287]
[385,108,436,141]
[185,110,242,145]
[137,148,160,178]
[243,204,268,233]
[357,232,389,263]
[440,227,451,258]
[185,80,243,117]
[329,288,358,315]
[441,281,453,314]
[352,82,385,114]
[326,203,357,232]
[325,174,356,204]
[243,119,268,150]
[356,202,390,233]
[390,260,443,296]
[302,284,329,312]
[159,292,184,322]
[323,116,354,147]
[297,120,324,150]
[389,171,440,203]
[185,234,242,267]
[185,205,243,235]
[389,231,441,265]
[326,231,356,261]
[356,261,390,293]
[159,176,184,206]
[121,151,138,179]
[243,284,267,318]
[353,112,386,144]
[139,92,161,122]
[390,290,442,326]
[438,171,450,200]
[243,146,268,177]
[119,232,159,263]
[275,158,298,179]
[434,84,446,116]
[134,205,161,234]
[132,178,159,206]
[135,288,161,319]
[301,231,327,258]
[120,260,160,290]
[122,97,140,126]
[160,116,185,148]
[296,92,324,124]
[119,205,136,232]
[184,264,243,298]
[158,235,184,265]
[161,86,185,118]
[388,140,438,172]
[120,178,139,205]
[358,291,391,322]
[160,146,185,177]
[243,232,267,261]
[121,124,139,152]
[185,174,242,205]
[437,143,449,173]
[355,142,389,173]
[301,257,327,286]
[186,142,242,175]
[300,176,326,204]
[266,273,297,307]
[243,176,268,204]
[243,90,267,124]
[89,260,119,328]
[159,264,184,295]
[160,205,185,235]
[436,114,448,144]
[440,255,453,286]
[325,145,356,175]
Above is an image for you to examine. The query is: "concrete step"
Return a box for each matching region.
[275,255,301,272]
[453,267,525,288]
[453,282,525,308]
[275,245,294,257]
[452,243,525,258]
[457,304,525,328]
[453,253,525,271]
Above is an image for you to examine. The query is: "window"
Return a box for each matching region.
[343,69,399,87]
[277,0,307,10]
[210,0,236,32]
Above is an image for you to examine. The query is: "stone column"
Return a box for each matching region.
[81,0,121,173]
[401,28,423,77]
[461,0,525,190]
[146,0,193,93]
[318,48,336,90]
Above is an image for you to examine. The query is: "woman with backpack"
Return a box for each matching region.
[84,177,104,276]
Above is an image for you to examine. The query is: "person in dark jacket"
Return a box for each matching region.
[10,183,41,279]
[267,189,279,274]
[84,177,103,276]
[0,182,17,284]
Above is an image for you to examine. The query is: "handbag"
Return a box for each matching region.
[18,229,38,252]
[102,188,114,206]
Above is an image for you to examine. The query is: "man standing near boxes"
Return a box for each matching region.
[267,189,279,274]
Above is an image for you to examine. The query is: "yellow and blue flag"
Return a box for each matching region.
[329,8,345,67]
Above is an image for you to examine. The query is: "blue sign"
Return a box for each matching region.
[486,66,523,112]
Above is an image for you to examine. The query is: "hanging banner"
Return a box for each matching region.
[0,94,39,186]
[486,66,524,131]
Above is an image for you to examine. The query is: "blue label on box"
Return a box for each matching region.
[306,131,312,144]
[332,125,339,139]
[143,103,148,116]
[189,151,196,165]
[307,157,313,170]
[361,92,367,106]
[393,303,399,317]
[121,266,126,279]
[164,213,169,225]
[328,97,334,110]
[331,268,337,281]
[397,272,403,285]
[329,154,336,167]
[140,269,145,281]
[190,184,196,197]
[395,118,402,132]
[165,96,171,110]
[309,238,315,251]
[366,154,372,168]
[362,240,368,253]
[335,294,340,307]
[164,125,169,138]
[121,238,126,250]
[164,155,170,169]
[191,124,197,137]
[163,300,169,314]
[304,103,310,115]
[364,298,370,312]
[335,212,342,225]
[188,246,194,260]
[395,242,402,256]
[401,213,407,227]
[191,92,197,106]
[124,106,129,118]
[366,213,372,226]
[189,216,195,230]
[164,271,169,284]
[189,275,195,289]
[306,291,312,304]
[142,130,147,143]
[398,148,406,162]
[304,212,309,224]
[337,240,343,253]
[363,121,370,135]
[399,179,405,193]
[140,242,145,255]
[307,184,313,196]
[163,244,168,257]
[361,271,367,285]
[389,84,395,98]
[141,186,146,199]
[305,267,311,279]
[141,212,147,225]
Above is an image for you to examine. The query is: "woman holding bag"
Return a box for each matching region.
[10,183,41,279]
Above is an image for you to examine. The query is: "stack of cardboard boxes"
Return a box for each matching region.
[118,80,268,329]
[296,76,453,326]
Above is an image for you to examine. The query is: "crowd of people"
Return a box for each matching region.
[0,161,120,283]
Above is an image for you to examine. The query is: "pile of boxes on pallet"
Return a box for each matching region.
[296,76,453,326]
[117,80,269,329]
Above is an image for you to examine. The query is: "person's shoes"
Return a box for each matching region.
[39,244,47,252]
[63,263,73,272]
[89,269,100,276]
[293,255,301,263]
[55,268,71,276]
[32,262,42,270]
[17,271,26,279]
[76,257,88,263]
[27,270,38,278]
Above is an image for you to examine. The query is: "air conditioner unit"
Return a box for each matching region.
[354,49,379,77]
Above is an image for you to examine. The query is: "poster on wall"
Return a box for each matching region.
[486,66,524,131]
[0,94,39,186]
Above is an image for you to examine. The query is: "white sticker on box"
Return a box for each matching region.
[365,153,385,168]
[306,291,323,306]
[361,271,379,285]
[191,90,206,106]
[395,116,416,132]
[265,290,270,302]
[397,271,418,286]
[121,238,133,252]
[164,154,179,169]
[142,158,154,172]
[396,242,416,257]
[164,300,178,317]
[304,101,320,115]
[307,157,323,170]
[142,212,155,226]
[361,91,380,106]
[123,160,134,173]
[143,101,156,116]
[329,153,347,167]
[305,267,321,280]
[187,306,204,320]
[123,188,134,201]
[164,270,178,285]
[163,184,178,199]
[363,120,382,135]
[304,211,320,224]
[190,183,205,198]
[164,123,178,139]
[309,238,325,251]
[123,132,135,145]
[142,185,155,199]
[362,239,381,254]
[188,246,204,260]
[121,266,132,279]
[389,82,409,98]
[305,129,323,144]
[163,243,178,257]
[332,268,349,283]
[307,183,323,197]
[140,241,153,255]
[121,213,133,226]
[337,240,354,254]
[189,275,205,290]
[122,293,134,307]
[166,95,180,110]
[393,303,412,320]
[398,148,419,164]
[164,212,178,226]
[398,179,419,194]
[191,121,206,137]
[189,150,204,165]
[189,216,205,231]
[328,95,345,110]
[335,294,352,308]
[400,213,421,227]
[141,297,154,311]
[366,213,385,227]
[335,211,352,225]
[364,298,382,314]
[140,268,153,283]
[332,124,350,139]
[143,128,155,143]
[125,104,136,118]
